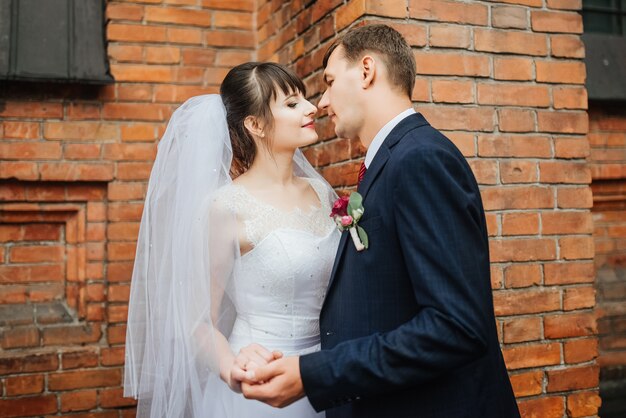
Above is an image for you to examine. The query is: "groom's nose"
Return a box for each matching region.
[318,89,330,112]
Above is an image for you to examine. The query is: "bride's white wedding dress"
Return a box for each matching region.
[208,177,340,417]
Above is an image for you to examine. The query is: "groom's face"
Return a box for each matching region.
[319,46,364,141]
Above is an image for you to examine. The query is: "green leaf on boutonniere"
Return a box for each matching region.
[348,192,363,216]
[357,225,369,249]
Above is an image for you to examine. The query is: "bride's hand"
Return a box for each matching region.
[227,344,283,392]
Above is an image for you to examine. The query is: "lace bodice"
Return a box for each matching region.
[214,178,341,355]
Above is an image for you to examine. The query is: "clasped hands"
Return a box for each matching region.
[226,343,305,408]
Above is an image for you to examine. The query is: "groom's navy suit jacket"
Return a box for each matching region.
[300,114,520,418]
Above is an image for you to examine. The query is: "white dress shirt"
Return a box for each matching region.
[364,108,416,168]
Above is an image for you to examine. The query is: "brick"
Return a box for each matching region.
[204,30,254,48]
[493,288,560,315]
[557,187,593,209]
[510,370,543,397]
[478,135,550,158]
[0,162,38,180]
[215,50,254,67]
[213,10,253,29]
[494,57,533,81]
[103,143,157,161]
[0,102,63,118]
[145,46,181,64]
[118,84,152,102]
[87,283,106,302]
[39,163,114,181]
[414,52,490,77]
[106,3,144,21]
[547,0,582,9]
[145,6,211,27]
[48,369,122,390]
[478,83,549,107]
[492,5,528,29]
[429,25,470,49]
[2,121,40,139]
[120,124,158,142]
[108,324,127,345]
[108,183,147,201]
[62,350,99,370]
[547,365,598,392]
[0,395,57,417]
[1,326,40,349]
[555,136,588,159]
[335,0,365,30]
[559,236,594,260]
[550,34,585,58]
[0,142,62,160]
[566,391,601,417]
[107,242,138,261]
[503,342,561,370]
[201,0,255,11]
[103,103,172,121]
[101,347,126,366]
[490,236,554,262]
[475,29,547,56]
[108,203,144,222]
[481,186,553,210]
[5,374,44,396]
[504,263,542,288]
[537,111,588,134]
[500,160,538,184]
[518,397,564,418]
[107,222,141,241]
[0,353,58,375]
[468,159,497,185]
[502,212,539,235]
[107,23,167,43]
[108,304,129,322]
[42,325,102,345]
[431,80,473,104]
[108,44,143,63]
[100,387,138,408]
[503,316,542,343]
[64,144,102,160]
[168,27,203,45]
[418,106,494,131]
[409,0,488,25]
[564,338,597,363]
[541,211,593,235]
[553,87,587,110]
[531,11,583,33]
[544,312,596,338]
[544,261,594,284]
[536,61,585,84]
[10,245,64,263]
[497,108,535,133]
[110,64,175,83]
[108,284,131,302]
[117,162,154,181]
[0,264,65,283]
[107,262,134,282]
[44,122,117,141]
[60,389,98,413]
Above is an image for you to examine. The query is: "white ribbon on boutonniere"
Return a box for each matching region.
[330,192,368,251]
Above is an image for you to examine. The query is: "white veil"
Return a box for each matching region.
[123,94,336,417]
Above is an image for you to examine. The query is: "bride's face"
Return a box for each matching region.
[268,88,318,151]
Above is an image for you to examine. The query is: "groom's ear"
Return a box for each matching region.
[360,55,376,89]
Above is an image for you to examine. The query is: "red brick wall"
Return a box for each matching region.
[0,1,600,417]
[589,103,626,416]
[0,1,255,416]
[257,1,599,417]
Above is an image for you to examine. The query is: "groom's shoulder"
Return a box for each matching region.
[394,114,460,157]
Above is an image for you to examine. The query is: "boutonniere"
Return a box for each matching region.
[330,192,368,251]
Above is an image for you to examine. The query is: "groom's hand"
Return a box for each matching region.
[241,356,305,408]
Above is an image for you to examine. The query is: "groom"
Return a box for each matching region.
[242,24,520,418]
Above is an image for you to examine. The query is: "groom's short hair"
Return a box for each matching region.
[323,24,416,98]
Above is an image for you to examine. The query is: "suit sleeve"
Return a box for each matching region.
[300,145,494,411]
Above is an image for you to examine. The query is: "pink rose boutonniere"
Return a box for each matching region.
[330,192,368,251]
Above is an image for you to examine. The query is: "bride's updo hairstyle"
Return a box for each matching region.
[220,62,306,177]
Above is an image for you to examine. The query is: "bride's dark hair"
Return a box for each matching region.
[220,62,306,177]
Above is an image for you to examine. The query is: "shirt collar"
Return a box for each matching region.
[364,108,416,168]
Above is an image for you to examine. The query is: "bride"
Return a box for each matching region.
[123,62,340,417]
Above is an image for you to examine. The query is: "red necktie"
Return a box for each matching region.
[358,162,367,185]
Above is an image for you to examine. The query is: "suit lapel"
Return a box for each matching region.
[324,113,430,295]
